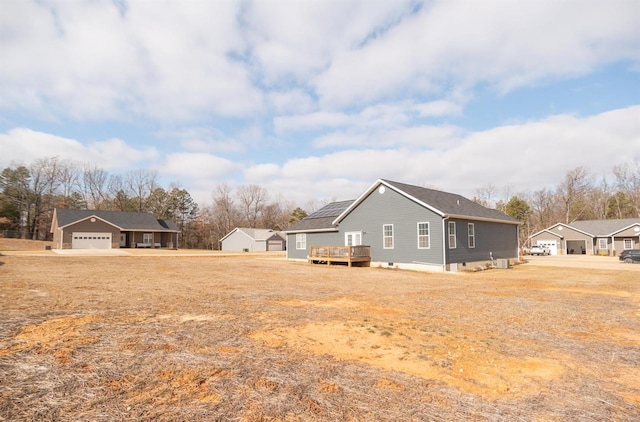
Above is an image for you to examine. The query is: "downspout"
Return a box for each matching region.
[442,216,449,272]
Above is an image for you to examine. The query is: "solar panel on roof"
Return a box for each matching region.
[306,200,353,219]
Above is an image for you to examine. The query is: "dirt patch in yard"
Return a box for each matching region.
[0,239,639,420]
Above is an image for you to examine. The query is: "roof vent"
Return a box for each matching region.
[456,199,460,205]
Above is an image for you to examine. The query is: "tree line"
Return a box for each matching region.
[473,163,640,245]
[0,156,308,249]
[1,156,637,249]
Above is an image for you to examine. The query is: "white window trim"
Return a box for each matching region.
[448,222,456,249]
[417,222,430,249]
[345,231,362,246]
[468,223,475,249]
[296,233,306,250]
[623,238,633,250]
[383,224,394,249]
[143,233,153,244]
[598,238,607,250]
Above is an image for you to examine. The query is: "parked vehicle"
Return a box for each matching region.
[530,245,550,256]
[619,249,640,263]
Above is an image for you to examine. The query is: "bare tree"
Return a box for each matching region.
[584,176,612,220]
[125,168,158,212]
[557,166,592,223]
[530,188,559,231]
[77,163,109,209]
[58,159,79,208]
[473,183,498,208]
[212,183,240,245]
[260,196,296,230]
[237,184,269,228]
[107,174,136,211]
[613,162,640,217]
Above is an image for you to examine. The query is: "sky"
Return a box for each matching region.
[1,0,639,208]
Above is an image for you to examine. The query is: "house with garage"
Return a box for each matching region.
[220,227,286,252]
[528,218,640,255]
[50,208,180,250]
[284,179,520,272]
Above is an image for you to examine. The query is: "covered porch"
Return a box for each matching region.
[120,231,179,249]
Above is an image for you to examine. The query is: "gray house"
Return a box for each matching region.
[528,218,640,255]
[284,179,520,272]
[220,227,286,252]
[50,208,180,250]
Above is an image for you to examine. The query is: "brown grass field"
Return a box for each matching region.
[1,239,639,421]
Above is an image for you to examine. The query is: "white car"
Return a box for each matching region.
[530,245,550,256]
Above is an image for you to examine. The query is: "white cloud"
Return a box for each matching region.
[274,111,350,133]
[242,106,640,205]
[161,152,240,180]
[0,0,262,122]
[0,128,158,170]
[314,0,640,108]
[245,0,416,84]
[158,127,246,154]
[267,90,315,115]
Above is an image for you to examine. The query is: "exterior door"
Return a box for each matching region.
[120,233,126,247]
[345,232,362,246]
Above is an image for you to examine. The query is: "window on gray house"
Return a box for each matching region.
[448,222,456,249]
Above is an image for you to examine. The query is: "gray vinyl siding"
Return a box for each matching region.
[221,231,266,251]
[286,232,341,259]
[446,219,518,264]
[339,186,444,265]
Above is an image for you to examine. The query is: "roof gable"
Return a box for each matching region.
[569,218,640,236]
[220,227,282,242]
[334,179,518,225]
[54,208,179,232]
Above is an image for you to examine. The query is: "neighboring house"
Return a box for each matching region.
[284,179,520,272]
[220,227,286,252]
[528,218,640,255]
[50,208,180,250]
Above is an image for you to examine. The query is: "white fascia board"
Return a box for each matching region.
[561,224,595,237]
[219,228,239,242]
[332,179,446,225]
[59,215,123,230]
[282,228,339,234]
[528,228,564,239]
[605,223,640,237]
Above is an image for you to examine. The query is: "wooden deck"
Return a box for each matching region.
[308,245,371,267]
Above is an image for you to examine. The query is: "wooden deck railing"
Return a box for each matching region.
[308,245,371,267]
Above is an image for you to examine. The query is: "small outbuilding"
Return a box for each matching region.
[220,227,286,252]
[50,208,180,250]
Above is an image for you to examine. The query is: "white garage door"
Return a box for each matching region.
[537,240,558,255]
[72,232,112,249]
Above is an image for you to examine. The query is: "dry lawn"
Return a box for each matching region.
[1,239,639,421]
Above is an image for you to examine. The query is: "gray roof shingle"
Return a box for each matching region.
[381,180,518,223]
[55,208,179,232]
[566,218,640,236]
[285,179,518,233]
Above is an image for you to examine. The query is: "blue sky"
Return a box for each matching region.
[1,0,639,207]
